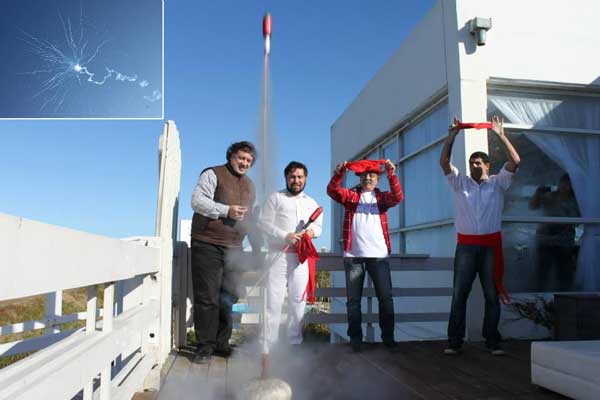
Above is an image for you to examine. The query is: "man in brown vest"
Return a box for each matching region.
[190,141,257,363]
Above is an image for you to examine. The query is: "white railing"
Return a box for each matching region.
[0,121,181,400]
[172,249,454,348]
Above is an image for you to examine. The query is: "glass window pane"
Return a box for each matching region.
[403,102,449,155]
[404,225,455,256]
[376,169,400,229]
[332,203,344,254]
[487,131,581,218]
[403,143,454,226]
[501,222,584,292]
[386,203,400,229]
[367,149,379,160]
[383,138,399,162]
[389,232,400,254]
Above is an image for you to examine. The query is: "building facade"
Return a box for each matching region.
[330,0,600,342]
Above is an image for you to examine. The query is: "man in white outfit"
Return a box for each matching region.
[258,161,323,355]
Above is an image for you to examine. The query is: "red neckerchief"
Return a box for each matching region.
[457,232,510,304]
[296,232,320,304]
[457,122,493,130]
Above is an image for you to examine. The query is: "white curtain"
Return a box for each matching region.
[490,95,600,290]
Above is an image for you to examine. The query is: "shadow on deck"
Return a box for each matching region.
[136,340,568,400]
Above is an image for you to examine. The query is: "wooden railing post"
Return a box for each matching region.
[45,290,62,335]
[141,272,161,391]
[366,276,374,342]
[101,282,115,400]
[173,241,190,349]
[154,120,181,362]
[83,285,98,400]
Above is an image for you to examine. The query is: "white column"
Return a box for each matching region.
[443,0,490,342]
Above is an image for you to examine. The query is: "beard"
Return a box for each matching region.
[287,183,305,195]
[470,169,484,181]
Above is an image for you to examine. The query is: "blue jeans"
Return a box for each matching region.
[344,258,395,343]
[447,244,501,348]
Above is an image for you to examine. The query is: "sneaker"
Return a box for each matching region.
[214,344,233,358]
[443,347,462,355]
[383,341,401,353]
[351,340,363,353]
[193,346,213,364]
[488,345,505,356]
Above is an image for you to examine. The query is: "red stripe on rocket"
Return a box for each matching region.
[263,12,272,55]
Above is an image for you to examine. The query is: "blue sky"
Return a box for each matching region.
[0,0,436,250]
[0,0,162,118]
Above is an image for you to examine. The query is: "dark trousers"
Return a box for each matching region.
[447,244,501,348]
[191,239,243,350]
[344,257,395,343]
[537,244,576,291]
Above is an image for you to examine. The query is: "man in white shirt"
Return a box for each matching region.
[440,115,520,356]
[258,161,323,357]
[327,159,404,353]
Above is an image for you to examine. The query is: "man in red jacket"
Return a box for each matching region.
[327,159,404,352]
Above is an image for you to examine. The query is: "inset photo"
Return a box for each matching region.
[0,0,163,119]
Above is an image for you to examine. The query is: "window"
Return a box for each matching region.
[333,99,452,256]
[403,103,448,154]
[488,90,600,291]
[401,102,452,227]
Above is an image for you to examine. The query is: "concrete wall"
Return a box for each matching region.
[331,1,448,167]
[446,0,600,172]
[456,0,600,86]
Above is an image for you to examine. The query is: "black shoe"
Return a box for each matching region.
[193,346,213,364]
[214,344,233,358]
[351,340,363,353]
[486,344,505,356]
[443,346,462,355]
[384,341,401,353]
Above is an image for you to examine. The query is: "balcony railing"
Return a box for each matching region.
[0,121,181,400]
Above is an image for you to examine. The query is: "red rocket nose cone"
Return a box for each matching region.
[263,13,272,37]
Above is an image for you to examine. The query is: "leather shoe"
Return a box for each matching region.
[193,346,213,364]
[351,340,363,353]
[384,341,401,353]
[214,344,233,358]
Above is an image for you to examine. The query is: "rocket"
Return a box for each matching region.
[263,12,272,55]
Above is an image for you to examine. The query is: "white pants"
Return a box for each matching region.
[261,252,308,354]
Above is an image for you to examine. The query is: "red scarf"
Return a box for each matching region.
[346,159,385,176]
[457,122,493,130]
[296,232,320,304]
[457,232,510,305]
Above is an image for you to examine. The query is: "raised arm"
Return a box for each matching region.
[326,161,353,204]
[381,159,404,207]
[490,115,520,173]
[440,117,461,175]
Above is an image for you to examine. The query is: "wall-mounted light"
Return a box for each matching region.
[469,17,492,46]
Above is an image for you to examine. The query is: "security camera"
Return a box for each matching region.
[469,17,492,46]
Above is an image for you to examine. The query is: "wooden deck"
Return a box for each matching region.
[137,340,569,400]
